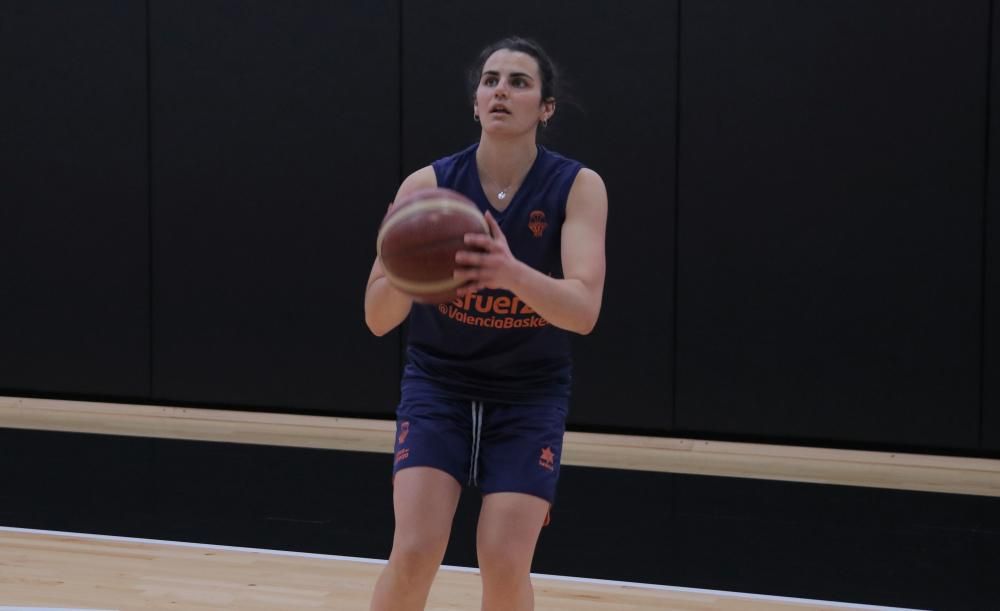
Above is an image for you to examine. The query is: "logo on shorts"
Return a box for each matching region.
[395,421,410,464]
[528,210,548,238]
[539,446,556,471]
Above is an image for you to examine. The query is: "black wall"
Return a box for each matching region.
[2,1,998,454]
[675,0,987,450]
[149,1,399,413]
[0,2,149,398]
[986,0,1000,452]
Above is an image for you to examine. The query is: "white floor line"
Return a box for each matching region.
[0,526,925,611]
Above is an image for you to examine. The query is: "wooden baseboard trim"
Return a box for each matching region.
[2,395,998,497]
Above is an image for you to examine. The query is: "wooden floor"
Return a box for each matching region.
[0,528,907,610]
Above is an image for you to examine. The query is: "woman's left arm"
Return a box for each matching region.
[455,168,608,335]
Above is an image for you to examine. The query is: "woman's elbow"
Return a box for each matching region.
[365,313,394,337]
[571,307,601,336]
[575,318,597,336]
[364,304,389,336]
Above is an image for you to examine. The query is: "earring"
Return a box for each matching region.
[541,118,548,128]
[474,113,480,123]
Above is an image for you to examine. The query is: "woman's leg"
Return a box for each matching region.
[476,491,550,611]
[370,467,461,611]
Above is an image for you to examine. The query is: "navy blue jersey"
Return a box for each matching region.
[402,143,583,403]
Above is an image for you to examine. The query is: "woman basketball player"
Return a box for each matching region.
[365,37,608,611]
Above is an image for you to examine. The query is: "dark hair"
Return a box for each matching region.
[466,36,562,104]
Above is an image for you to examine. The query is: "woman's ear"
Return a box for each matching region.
[542,98,556,122]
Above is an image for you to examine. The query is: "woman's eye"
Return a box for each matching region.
[484,77,497,86]
[512,79,527,87]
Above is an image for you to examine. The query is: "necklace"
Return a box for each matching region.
[481,152,536,202]
[485,175,516,201]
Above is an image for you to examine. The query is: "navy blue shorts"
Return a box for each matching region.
[392,387,569,505]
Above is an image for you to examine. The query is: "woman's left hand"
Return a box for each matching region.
[454,211,523,295]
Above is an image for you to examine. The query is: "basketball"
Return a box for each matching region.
[377,187,489,304]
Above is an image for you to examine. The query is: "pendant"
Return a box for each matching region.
[497,191,507,200]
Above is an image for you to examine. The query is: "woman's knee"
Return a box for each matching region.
[477,494,547,588]
[388,466,461,575]
[391,526,451,569]
[477,531,537,583]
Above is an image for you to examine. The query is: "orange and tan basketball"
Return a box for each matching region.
[377,188,489,304]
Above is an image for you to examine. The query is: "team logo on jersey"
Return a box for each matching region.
[528,210,547,238]
[539,446,556,471]
[437,290,549,329]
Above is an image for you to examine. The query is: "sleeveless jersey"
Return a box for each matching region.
[402,143,583,403]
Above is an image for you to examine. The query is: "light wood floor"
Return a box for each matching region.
[0,528,910,610]
[1,396,999,496]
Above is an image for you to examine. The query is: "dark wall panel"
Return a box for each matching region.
[5,428,1000,609]
[676,1,986,448]
[151,2,400,414]
[0,3,149,396]
[401,1,677,431]
[986,0,1000,452]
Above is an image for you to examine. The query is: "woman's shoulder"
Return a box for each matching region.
[432,143,479,168]
[430,143,479,190]
[533,148,605,208]
[570,167,606,195]
[537,146,593,184]
[394,166,438,201]
[534,146,593,190]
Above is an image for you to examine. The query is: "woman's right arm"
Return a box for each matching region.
[364,166,438,336]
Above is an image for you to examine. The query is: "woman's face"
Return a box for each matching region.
[474,49,553,136]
